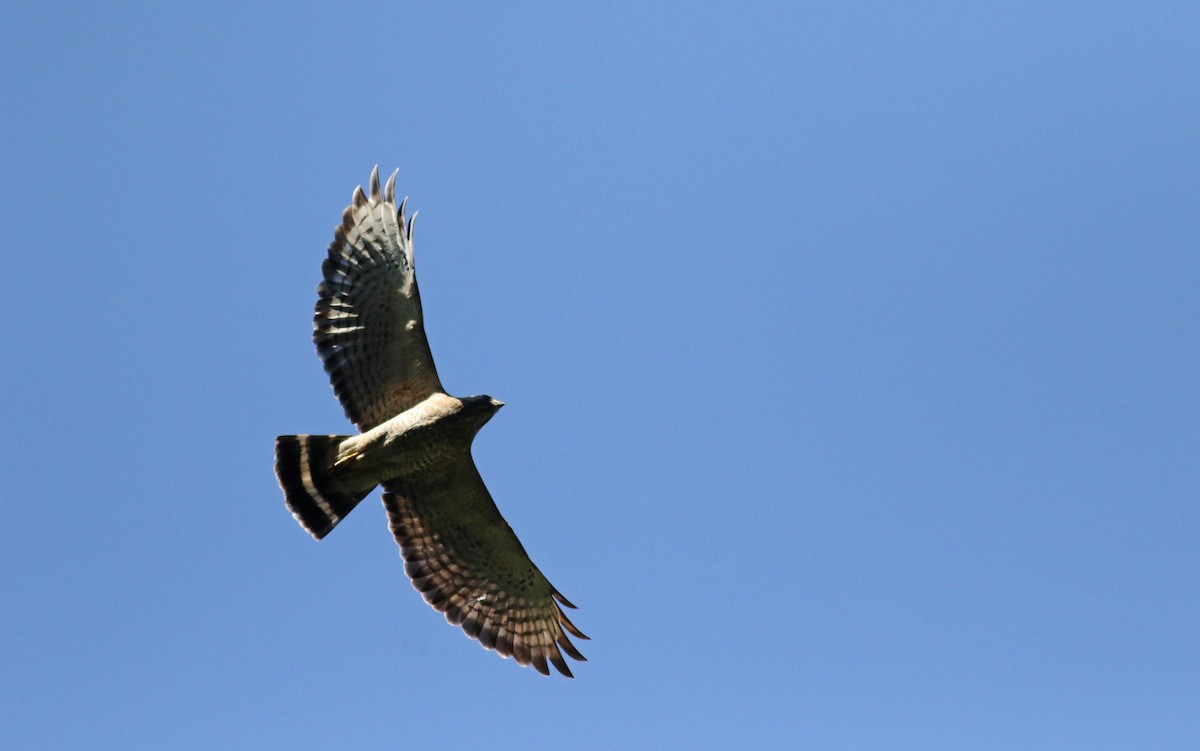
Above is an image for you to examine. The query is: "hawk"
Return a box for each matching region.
[274,167,586,677]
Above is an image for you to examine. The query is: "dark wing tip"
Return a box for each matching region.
[555,602,589,641]
[556,630,587,662]
[549,650,575,678]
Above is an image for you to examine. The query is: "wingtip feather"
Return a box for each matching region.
[549,650,574,677]
[385,170,398,204]
[552,589,578,609]
[556,631,587,662]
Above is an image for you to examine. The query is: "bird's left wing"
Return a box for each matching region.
[382,459,588,677]
[314,167,443,431]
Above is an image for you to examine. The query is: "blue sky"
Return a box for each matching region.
[3,3,1198,749]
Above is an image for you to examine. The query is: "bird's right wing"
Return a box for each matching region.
[381,457,587,677]
[314,167,443,431]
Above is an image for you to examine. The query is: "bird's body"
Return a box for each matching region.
[274,168,586,677]
[336,393,500,481]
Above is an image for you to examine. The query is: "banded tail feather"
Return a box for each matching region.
[274,434,374,539]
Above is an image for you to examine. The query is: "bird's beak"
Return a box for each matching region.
[490,398,506,408]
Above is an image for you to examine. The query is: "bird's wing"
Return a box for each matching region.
[314,167,443,431]
[382,458,588,677]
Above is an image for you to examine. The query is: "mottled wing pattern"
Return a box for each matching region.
[382,459,588,677]
[314,167,443,431]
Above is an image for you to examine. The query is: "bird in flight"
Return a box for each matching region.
[274,167,586,677]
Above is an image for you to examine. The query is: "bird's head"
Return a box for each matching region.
[460,395,505,431]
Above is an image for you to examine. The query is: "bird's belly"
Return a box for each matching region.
[372,438,462,478]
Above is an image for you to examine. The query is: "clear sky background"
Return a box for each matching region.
[3,3,1198,749]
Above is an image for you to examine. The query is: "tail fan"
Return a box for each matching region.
[274,435,373,539]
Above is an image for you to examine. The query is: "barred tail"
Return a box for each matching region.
[274,435,374,539]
